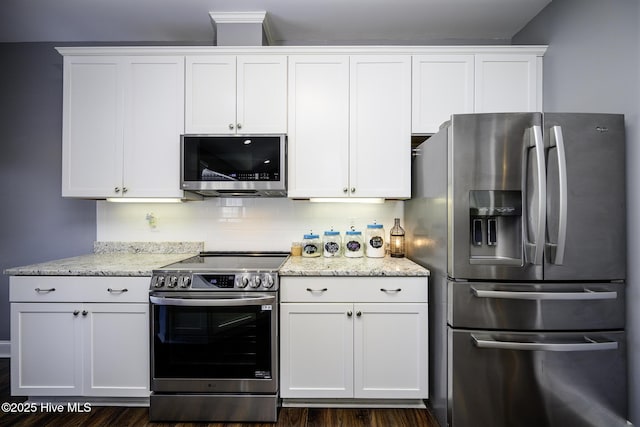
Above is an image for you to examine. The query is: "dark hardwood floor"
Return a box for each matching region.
[0,359,439,427]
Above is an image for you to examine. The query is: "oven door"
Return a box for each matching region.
[150,292,278,393]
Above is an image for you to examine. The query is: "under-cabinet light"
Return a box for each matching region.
[106,198,185,203]
[309,198,385,204]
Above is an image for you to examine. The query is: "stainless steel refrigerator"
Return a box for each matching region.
[405,113,629,427]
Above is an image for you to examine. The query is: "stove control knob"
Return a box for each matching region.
[154,276,165,288]
[168,276,178,288]
[263,275,275,289]
[238,276,249,288]
[251,276,262,288]
[179,276,191,288]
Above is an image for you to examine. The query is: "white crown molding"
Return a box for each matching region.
[209,11,274,46]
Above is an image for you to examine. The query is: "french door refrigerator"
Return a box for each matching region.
[405,113,629,427]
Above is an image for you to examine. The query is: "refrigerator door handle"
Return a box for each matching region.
[547,125,568,265]
[470,286,617,301]
[524,125,546,265]
[472,334,618,352]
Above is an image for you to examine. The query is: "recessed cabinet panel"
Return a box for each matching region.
[350,56,411,198]
[185,56,236,134]
[11,303,82,395]
[475,55,540,113]
[124,57,185,198]
[412,55,474,133]
[62,58,123,197]
[287,56,350,198]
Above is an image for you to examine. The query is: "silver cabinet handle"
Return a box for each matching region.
[347,311,353,317]
[107,288,129,293]
[351,187,356,193]
[122,187,128,193]
[73,310,80,316]
[343,187,349,193]
[381,288,402,293]
[228,123,235,130]
[548,125,568,265]
[472,334,618,352]
[35,287,56,293]
[236,123,242,129]
[356,311,362,317]
[470,287,617,301]
[306,288,328,293]
[82,310,88,316]
[114,187,121,193]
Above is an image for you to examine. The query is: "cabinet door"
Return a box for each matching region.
[236,55,288,134]
[122,56,185,198]
[287,55,350,198]
[84,303,149,397]
[354,303,428,399]
[474,54,541,113]
[11,303,83,396]
[350,56,411,198]
[280,303,353,398]
[62,56,123,197]
[412,55,474,134]
[185,55,236,134]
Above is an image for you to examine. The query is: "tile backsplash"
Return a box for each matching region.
[97,198,404,252]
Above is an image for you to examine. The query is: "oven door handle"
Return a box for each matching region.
[149,295,276,307]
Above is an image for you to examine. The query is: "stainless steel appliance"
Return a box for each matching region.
[181,134,287,197]
[149,251,289,422]
[405,113,630,427]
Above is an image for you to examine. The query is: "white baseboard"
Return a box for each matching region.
[0,341,10,358]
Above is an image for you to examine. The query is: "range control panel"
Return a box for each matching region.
[150,272,278,291]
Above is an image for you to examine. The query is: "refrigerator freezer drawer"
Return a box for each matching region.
[450,329,628,427]
[449,281,625,331]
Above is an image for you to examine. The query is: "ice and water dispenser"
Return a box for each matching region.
[469,190,522,265]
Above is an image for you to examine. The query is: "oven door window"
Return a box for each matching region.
[153,304,273,379]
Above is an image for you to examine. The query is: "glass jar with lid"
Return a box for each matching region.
[365,222,385,258]
[323,229,342,257]
[302,233,321,257]
[344,229,364,258]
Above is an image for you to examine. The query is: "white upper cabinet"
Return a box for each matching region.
[474,54,541,113]
[287,55,350,198]
[185,55,287,134]
[61,55,185,199]
[349,55,412,199]
[412,55,474,134]
[287,54,411,199]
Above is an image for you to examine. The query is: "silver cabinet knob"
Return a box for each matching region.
[343,187,349,193]
[122,187,128,193]
[82,310,88,316]
[73,310,80,316]
[356,311,362,317]
[347,311,353,317]
[114,187,121,193]
[229,123,235,130]
[351,187,356,193]
[237,123,242,129]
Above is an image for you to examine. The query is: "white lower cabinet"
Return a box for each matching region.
[280,277,428,401]
[10,276,150,398]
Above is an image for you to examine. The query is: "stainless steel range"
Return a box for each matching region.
[148,251,289,423]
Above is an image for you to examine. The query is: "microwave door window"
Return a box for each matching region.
[184,136,281,182]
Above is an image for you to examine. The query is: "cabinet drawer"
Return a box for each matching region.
[280,276,427,303]
[10,276,150,303]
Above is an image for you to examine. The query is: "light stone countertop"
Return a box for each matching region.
[3,242,202,277]
[279,255,429,277]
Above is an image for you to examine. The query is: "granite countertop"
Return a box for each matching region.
[3,242,202,277]
[279,255,429,277]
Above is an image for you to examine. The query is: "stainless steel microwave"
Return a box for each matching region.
[181,134,287,197]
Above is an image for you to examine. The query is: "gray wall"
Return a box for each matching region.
[0,43,96,341]
[514,0,640,422]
